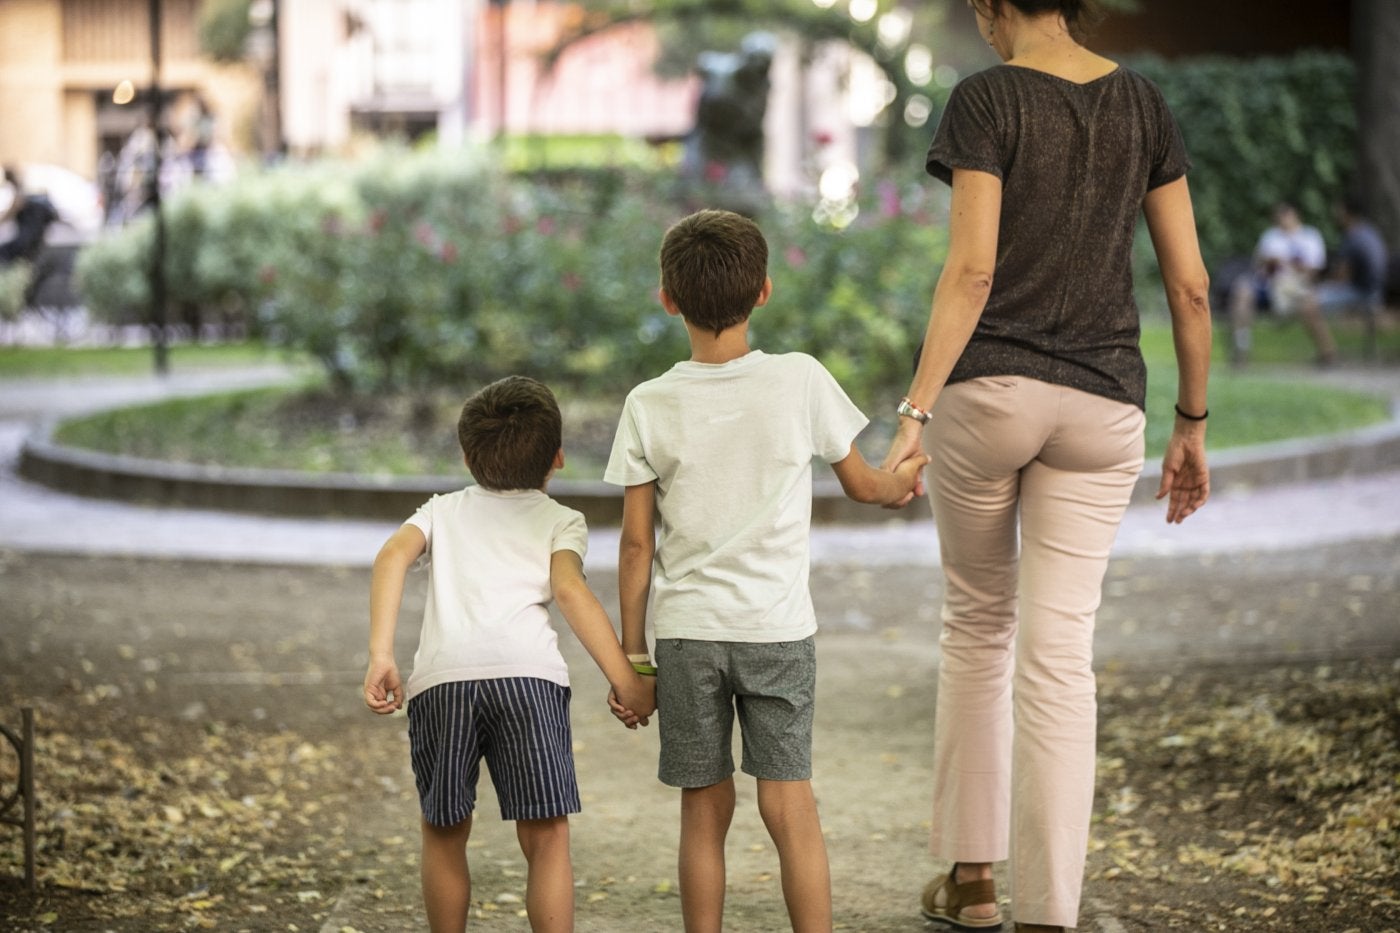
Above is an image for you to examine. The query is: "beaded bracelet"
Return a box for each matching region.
[1173,403,1208,421]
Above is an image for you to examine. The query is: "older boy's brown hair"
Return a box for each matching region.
[659,209,768,335]
[457,376,561,491]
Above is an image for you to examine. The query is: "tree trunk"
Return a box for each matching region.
[1353,0,1400,248]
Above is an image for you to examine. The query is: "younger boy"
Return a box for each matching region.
[364,375,656,933]
[605,209,927,932]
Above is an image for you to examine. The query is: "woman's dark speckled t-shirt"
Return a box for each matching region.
[925,65,1191,410]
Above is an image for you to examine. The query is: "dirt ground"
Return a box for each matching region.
[1,543,1397,932]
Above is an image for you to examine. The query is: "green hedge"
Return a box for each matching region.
[75,148,943,408]
[0,261,28,321]
[1129,52,1356,267]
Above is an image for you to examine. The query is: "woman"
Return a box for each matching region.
[881,1,1212,931]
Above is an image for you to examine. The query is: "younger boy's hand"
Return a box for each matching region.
[607,689,645,729]
[363,658,403,714]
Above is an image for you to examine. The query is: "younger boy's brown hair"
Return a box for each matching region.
[457,376,562,490]
[659,209,769,336]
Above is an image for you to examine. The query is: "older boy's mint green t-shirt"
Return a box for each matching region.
[604,350,867,643]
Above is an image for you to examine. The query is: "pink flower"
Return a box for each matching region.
[878,180,901,219]
[537,216,557,236]
[367,209,388,234]
[703,161,728,183]
[812,129,834,147]
[785,245,807,268]
[414,222,436,247]
[441,242,459,264]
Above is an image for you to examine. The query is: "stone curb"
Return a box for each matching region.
[17,402,1400,526]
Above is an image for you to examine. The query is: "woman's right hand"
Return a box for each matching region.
[1157,422,1209,524]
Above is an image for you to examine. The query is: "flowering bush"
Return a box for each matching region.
[76,146,949,409]
[0,260,32,321]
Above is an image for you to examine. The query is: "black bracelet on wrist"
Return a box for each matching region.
[1174,403,1208,421]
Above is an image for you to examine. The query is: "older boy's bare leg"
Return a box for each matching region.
[421,816,473,933]
[757,778,833,933]
[680,778,736,933]
[516,817,574,933]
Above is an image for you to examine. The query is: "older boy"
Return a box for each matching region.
[364,375,655,933]
[605,209,926,932]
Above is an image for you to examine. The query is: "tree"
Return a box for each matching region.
[551,0,1143,173]
[197,0,253,63]
[1352,0,1400,247]
[548,0,932,169]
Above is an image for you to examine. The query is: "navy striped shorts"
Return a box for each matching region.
[407,678,580,826]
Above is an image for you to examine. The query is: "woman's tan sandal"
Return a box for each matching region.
[920,866,1004,930]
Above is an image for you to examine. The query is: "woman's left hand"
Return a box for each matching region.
[881,416,928,506]
[1157,425,1209,523]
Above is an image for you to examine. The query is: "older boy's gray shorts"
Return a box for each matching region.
[655,636,816,788]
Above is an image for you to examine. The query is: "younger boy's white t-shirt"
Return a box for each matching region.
[403,485,588,700]
[604,350,868,643]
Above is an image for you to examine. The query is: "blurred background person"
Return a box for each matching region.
[1227,201,1327,366]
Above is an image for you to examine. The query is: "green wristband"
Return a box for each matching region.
[631,662,657,676]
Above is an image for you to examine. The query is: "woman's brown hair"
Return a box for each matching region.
[970,0,1105,42]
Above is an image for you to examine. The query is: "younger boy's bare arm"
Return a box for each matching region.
[830,442,929,509]
[364,524,427,714]
[618,483,657,657]
[551,550,656,723]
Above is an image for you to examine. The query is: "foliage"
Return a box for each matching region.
[761,182,944,400]
[1129,52,1357,268]
[501,133,679,174]
[76,146,950,407]
[197,0,253,64]
[72,48,1365,410]
[558,0,937,168]
[547,12,1355,272]
[557,0,1135,174]
[0,260,30,321]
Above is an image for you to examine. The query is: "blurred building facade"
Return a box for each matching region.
[0,1,876,201]
[0,1,1359,209]
[0,0,261,178]
[279,0,866,199]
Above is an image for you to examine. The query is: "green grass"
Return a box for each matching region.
[0,343,293,379]
[45,321,1398,477]
[1140,318,1394,458]
[53,385,621,481]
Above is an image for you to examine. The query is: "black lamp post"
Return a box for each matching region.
[148,0,168,376]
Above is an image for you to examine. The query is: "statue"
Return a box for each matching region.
[682,32,777,215]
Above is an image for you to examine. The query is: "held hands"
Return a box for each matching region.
[1157,423,1210,524]
[363,656,403,714]
[607,675,656,730]
[881,417,930,509]
[888,450,931,508]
